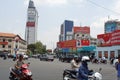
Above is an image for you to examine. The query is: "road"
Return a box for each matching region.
[0,58,117,80]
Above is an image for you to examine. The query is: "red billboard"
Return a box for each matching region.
[81,39,90,46]
[73,26,90,34]
[76,39,90,47]
[111,30,120,45]
[26,22,35,27]
[97,33,112,46]
[57,39,90,48]
[57,40,76,48]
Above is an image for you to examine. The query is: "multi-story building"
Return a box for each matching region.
[96,20,120,60]
[25,0,38,45]
[57,24,96,56]
[104,20,120,33]
[60,20,74,41]
[0,32,27,54]
[90,37,97,46]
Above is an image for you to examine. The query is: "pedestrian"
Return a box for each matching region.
[115,55,120,80]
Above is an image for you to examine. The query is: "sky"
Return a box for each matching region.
[0,0,120,49]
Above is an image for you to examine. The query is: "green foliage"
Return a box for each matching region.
[27,41,47,54]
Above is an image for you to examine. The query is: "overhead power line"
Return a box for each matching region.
[86,0,120,15]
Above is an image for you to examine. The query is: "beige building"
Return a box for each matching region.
[0,32,27,54]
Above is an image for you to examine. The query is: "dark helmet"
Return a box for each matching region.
[19,54,23,59]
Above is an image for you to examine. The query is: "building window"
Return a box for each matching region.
[3,39,5,42]
[8,45,11,48]
[16,45,18,49]
[2,45,5,48]
[8,39,12,42]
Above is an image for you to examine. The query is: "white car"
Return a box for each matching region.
[113,59,118,67]
[23,54,28,59]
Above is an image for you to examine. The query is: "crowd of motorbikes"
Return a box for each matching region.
[63,68,102,80]
[0,54,111,80]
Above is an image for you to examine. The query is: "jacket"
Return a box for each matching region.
[77,61,89,80]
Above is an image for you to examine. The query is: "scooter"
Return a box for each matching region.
[63,68,102,80]
[9,63,32,80]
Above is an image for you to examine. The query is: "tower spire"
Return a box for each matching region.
[28,0,35,8]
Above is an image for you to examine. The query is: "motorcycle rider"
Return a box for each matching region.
[71,57,80,71]
[14,54,24,76]
[77,56,93,80]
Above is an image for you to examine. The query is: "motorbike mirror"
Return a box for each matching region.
[99,68,102,72]
[28,62,30,64]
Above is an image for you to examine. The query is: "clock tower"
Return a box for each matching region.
[25,0,38,45]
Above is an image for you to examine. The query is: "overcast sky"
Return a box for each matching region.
[0,0,120,49]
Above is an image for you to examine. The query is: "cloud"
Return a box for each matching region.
[24,0,84,7]
[114,0,120,13]
[24,0,67,7]
[90,0,120,38]
[38,26,59,49]
[90,17,108,38]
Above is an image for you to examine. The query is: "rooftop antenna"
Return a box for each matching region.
[108,15,110,20]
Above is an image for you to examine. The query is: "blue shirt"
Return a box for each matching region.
[116,63,120,77]
[77,62,89,80]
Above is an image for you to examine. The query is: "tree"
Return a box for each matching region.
[27,41,47,55]
[27,44,36,54]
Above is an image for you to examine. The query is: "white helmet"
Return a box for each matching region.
[81,56,90,61]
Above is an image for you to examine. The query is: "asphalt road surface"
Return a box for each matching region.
[0,58,117,80]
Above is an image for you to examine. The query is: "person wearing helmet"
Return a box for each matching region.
[77,56,92,80]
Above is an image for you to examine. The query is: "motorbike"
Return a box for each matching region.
[63,68,102,80]
[9,63,32,80]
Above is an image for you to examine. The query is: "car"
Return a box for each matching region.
[17,53,29,60]
[23,54,29,60]
[60,54,79,63]
[40,54,54,61]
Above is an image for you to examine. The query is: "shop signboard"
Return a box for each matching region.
[62,48,69,52]
[0,42,8,45]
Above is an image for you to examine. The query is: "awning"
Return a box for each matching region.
[77,46,96,52]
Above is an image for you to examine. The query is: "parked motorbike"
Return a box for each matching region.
[100,59,107,64]
[9,63,32,80]
[63,68,102,80]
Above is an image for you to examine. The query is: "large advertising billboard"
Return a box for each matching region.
[57,39,90,48]
[26,22,35,27]
[97,33,112,46]
[57,40,76,48]
[73,26,90,34]
[111,30,120,45]
[97,30,120,46]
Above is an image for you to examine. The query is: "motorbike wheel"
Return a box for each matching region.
[63,74,70,80]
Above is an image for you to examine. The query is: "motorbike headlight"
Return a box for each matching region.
[94,72,102,80]
[27,72,32,76]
